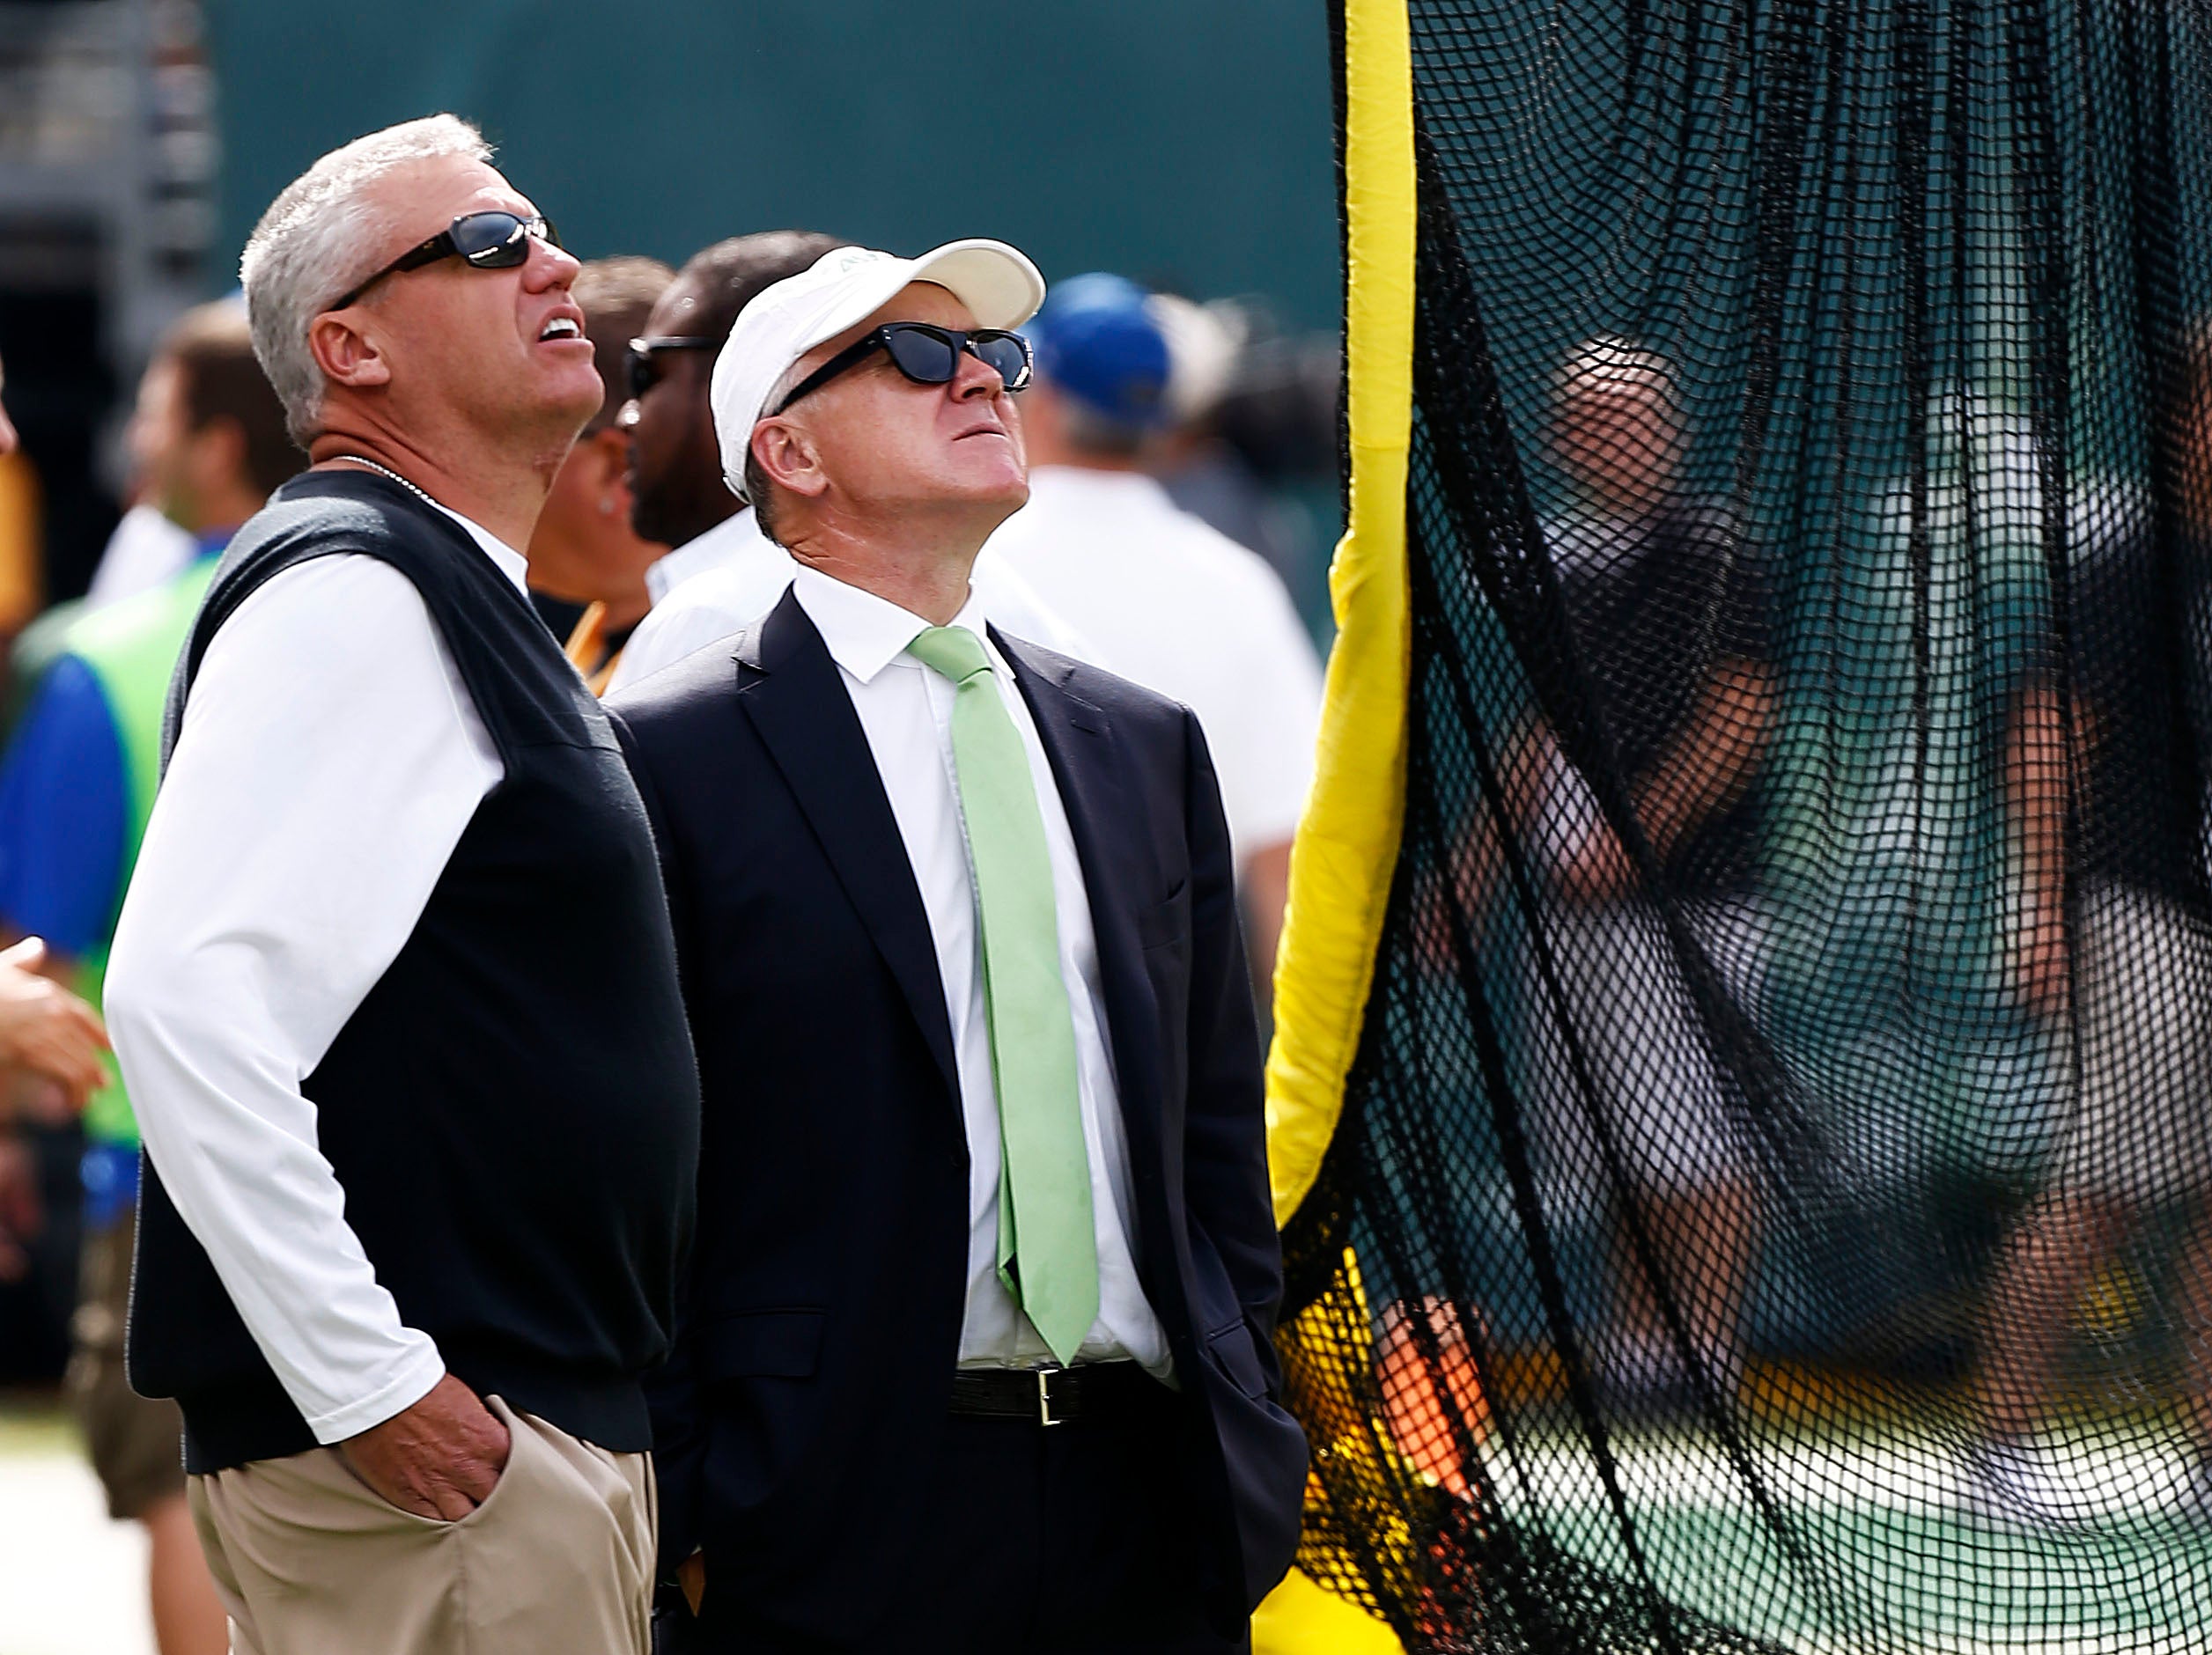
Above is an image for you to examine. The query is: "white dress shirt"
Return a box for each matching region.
[984,466,1325,862]
[104,497,523,1443]
[789,564,1170,1376]
[608,507,1089,692]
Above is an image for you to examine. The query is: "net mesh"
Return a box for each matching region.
[1283,0,2212,1646]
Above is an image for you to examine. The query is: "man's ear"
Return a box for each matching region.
[307,311,393,393]
[752,419,828,504]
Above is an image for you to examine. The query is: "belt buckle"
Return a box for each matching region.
[1036,1365,1068,1428]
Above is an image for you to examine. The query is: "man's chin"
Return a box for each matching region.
[953,451,1029,504]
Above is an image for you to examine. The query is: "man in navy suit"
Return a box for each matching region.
[606,239,1306,1652]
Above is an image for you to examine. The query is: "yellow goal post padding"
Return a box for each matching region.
[1253,0,1418,1644]
[1263,0,1417,1232]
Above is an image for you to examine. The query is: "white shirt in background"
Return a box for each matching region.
[984,466,1324,862]
[610,506,1090,692]
[84,502,198,611]
[104,501,522,1443]
[789,564,1169,1377]
[642,505,766,607]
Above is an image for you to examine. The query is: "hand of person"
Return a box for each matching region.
[340,1372,511,1520]
[0,1134,43,1282]
[678,1552,706,1617]
[0,939,109,1116]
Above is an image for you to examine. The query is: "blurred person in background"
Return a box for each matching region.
[608,231,847,653]
[82,492,197,616]
[1512,337,1775,1411]
[610,232,1081,692]
[0,349,43,670]
[0,355,112,1131]
[1965,329,2212,1522]
[1147,294,1338,634]
[0,298,297,1655]
[525,255,673,690]
[104,115,697,1655]
[81,327,215,613]
[985,274,1323,986]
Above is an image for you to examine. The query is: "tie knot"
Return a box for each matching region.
[906,624,994,684]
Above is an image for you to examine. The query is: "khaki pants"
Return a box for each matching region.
[68,1203,188,1520]
[187,1398,654,1655]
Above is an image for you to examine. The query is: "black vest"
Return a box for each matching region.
[127,470,701,1474]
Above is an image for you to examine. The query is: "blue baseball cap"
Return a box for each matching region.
[1029,272,1173,430]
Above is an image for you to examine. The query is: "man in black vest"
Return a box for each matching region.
[103,115,698,1655]
[608,239,1306,1652]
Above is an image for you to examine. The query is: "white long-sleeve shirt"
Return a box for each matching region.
[104,505,522,1444]
[789,565,1170,1376]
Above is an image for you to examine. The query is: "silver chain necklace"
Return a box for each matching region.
[328,455,440,513]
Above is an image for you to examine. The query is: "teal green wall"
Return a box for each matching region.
[209,1,1338,329]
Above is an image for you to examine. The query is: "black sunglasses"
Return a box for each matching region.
[332,210,560,311]
[625,335,721,401]
[771,323,1034,416]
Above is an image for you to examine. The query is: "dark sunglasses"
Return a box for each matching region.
[771,323,1034,416]
[625,335,721,401]
[331,210,561,311]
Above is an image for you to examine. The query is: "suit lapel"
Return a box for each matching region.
[737,592,962,1106]
[996,632,1173,1247]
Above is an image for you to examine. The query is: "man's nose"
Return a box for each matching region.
[616,399,642,432]
[951,346,1006,400]
[526,234,583,290]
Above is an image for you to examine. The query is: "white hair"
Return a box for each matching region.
[240,114,494,445]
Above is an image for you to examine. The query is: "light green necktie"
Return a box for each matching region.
[906,624,1100,1364]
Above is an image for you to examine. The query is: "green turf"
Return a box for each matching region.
[1501,1429,2212,1652]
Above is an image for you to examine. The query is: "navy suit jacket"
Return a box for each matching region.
[604,590,1307,1641]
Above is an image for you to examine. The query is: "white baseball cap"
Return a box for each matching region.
[711,238,1047,497]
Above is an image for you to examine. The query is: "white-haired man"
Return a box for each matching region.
[608,241,1305,1651]
[103,115,699,1654]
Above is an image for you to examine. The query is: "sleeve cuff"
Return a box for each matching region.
[301,1338,447,1445]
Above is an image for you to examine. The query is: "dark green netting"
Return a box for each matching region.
[1282,0,2212,1647]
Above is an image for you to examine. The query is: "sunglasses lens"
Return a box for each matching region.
[882,327,961,384]
[973,332,1031,389]
[626,349,653,401]
[455,211,535,268]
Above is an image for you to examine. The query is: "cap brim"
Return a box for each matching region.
[903,239,1047,331]
[784,239,1048,371]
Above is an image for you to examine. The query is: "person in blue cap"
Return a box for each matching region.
[987,274,1323,985]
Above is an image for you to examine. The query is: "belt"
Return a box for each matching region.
[947,1362,1162,1427]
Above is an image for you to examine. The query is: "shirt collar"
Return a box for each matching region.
[791,563,992,687]
[424,500,529,597]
